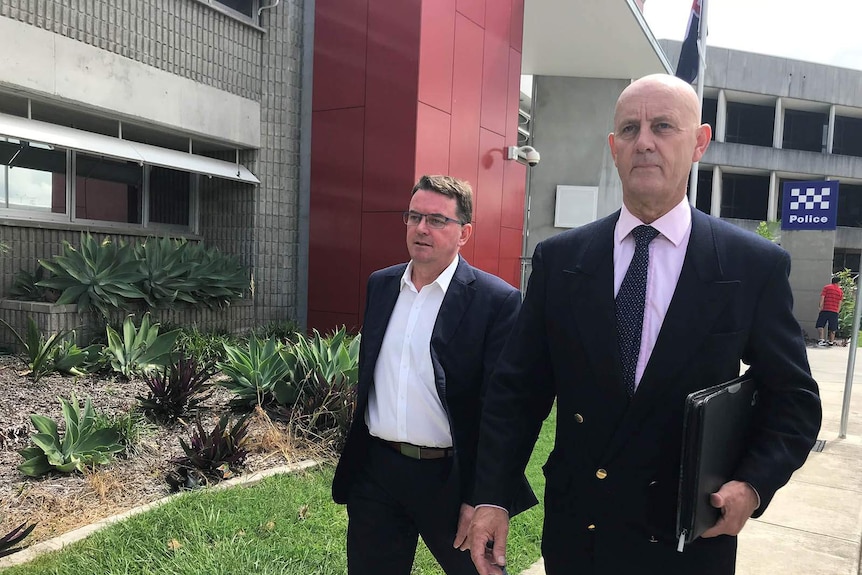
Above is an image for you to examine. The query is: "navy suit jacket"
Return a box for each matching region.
[333,256,537,516]
[473,208,822,574]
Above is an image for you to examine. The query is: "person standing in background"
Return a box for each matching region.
[816,276,844,346]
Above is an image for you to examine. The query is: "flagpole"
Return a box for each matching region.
[688,0,708,207]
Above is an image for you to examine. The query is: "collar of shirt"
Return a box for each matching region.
[401,255,461,294]
[615,197,692,247]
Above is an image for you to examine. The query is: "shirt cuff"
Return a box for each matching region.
[746,482,761,510]
[475,503,510,515]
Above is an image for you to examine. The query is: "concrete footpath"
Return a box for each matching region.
[520,344,862,575]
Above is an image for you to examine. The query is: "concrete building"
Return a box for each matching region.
[523,39,862,338]
[0,0,307,331]
[0,0,671,337]
[661,39,862,336]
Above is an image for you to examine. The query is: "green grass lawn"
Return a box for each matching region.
[4,408,556,575]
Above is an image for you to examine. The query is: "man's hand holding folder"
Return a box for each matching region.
[700,480,759,538]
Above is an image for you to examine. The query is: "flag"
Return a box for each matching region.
[676,0,702,84]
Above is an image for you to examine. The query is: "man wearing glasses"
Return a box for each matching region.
[333,175,536,575]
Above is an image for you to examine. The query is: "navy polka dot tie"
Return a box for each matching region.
[616,225,660,397]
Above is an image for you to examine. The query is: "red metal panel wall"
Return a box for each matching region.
[309,108,365,318]
[312,0,368,111]
[308,0,525,332]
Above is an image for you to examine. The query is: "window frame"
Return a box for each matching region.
[0,148,200,234]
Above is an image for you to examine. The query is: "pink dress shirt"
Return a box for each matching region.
[613,198,691,391]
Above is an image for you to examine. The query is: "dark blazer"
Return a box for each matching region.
[333,256,537,517]
[473,208,822,574]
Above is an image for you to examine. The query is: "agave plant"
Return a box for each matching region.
[174,413,251,474]
[0,318,71,381]
[37,233,146,317]
[104,313,181,378]
[288,328,361,451]
[138,357,215,422]
[217,336,297,407]
[291,327,361,387]
[8,267,56,302]
[0,522,36,558]
[135,237,195,308]
[181,241,249,308]
[51,335,103,377]
[18,393,125,477]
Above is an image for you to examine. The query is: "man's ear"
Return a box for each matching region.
[459,223,473,246]
[608,132,618,165]
[692,124,712,162]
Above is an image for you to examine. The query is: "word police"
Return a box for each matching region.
[788,214,829,224]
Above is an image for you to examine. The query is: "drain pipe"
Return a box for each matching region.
[258,0,280,16]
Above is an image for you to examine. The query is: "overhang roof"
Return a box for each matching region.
[0,112,259,184]
[522,0,671,79]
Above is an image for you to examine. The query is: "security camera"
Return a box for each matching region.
[506,145,541,167]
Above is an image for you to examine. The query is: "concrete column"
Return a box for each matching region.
[710,166,722,216]
[773,97,784,149]
[782,230,837,338]
[716,89,727,143]
[768,171,779,221]
[827,104,836,154]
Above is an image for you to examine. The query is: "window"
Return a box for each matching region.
[721,173,769,220]
[725,102,774,147]
[702,98,717,141]
[75,154,143,224]
[150,167,191,227]
[783,109,827,153]
[0,139,67,212]
[837,183,862,228]
[833,116,862,157]
[833,249,860,274]
[695,169,713,214]
[214,0,258,19]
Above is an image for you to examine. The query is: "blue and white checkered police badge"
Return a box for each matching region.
[781,180,839,231]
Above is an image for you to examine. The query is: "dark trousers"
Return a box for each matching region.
[346,438,478,575]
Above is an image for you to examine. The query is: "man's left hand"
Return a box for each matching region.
[452,503,475,548]
[700,480,758,538]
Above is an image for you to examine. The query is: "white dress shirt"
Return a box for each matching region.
[365,255,460,447]
[614,198,691,390]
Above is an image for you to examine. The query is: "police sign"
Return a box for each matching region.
[781,180,839,231]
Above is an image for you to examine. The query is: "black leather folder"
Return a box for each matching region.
[675,376,758,551]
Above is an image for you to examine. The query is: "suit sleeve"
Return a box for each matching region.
[736,251,822,515]
[459,286,522,505]
[473,243,558,508]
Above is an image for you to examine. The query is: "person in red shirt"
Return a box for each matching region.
[816,277,844,346]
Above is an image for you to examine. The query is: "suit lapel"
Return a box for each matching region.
[565,214,627,400]
[604,209,740,458]
[360,267,403,383]
[432,257,476,347]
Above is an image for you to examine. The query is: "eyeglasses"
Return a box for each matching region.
[402,211,464,229]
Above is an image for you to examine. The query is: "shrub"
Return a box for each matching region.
[249,320,300,343]
[0,318,71,381]
[288,328,360,452]
[180,241,249,309]
[104,314,181,379]
[18,393,125,477]
[172,413,251,484]
[8,267,57,302]
[37,233,147,317]
[217,336,297,408]
[138,358,214,422]
[25,233,250,315]
[51,335,103,377]
[93,408,152,454]
[0,522,36,558]
[176,327,237,367]
[835,268,857,339]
